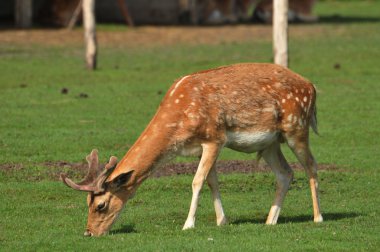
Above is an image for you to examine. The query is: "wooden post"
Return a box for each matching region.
[117,0,135,27]
[273,0,288,67]
[67,0,83,30]
[15,0,33,28]
[83,0,97,70]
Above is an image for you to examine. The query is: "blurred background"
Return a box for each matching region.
[2,0,319,28]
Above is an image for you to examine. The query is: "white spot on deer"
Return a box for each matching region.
[188,112,200,120]
[286,93,291,99]
[301,102,304,108]
[282,109,286,113]
[141,135,147,141]
[186,112,194,118]
[295,97,300,102]
[262,107,274,113]
[193,87,199,92]
[287,114,293,122]
[274,82,282,88]
[262,87,266,91]
[205,128,211,139]
[170,75,189,97]
[166,123,177,128]
[175,99,180,104]
[199,111,207,119]
[266,85,271,89]
[295,89,299,93]
[190,102,196,106]
[293,115,298,124]
[303,96,308,102]
[282,99,286,104]
[301,89,305,93]
[179,94,184,98]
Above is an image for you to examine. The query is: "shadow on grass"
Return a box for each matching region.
[318,15,380,24]
[232,212,360,225]
[110,224,137,235]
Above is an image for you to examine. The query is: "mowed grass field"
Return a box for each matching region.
[0,1,379,250]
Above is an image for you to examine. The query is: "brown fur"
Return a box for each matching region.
[63,63,322,236]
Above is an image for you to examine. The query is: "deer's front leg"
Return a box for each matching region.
[183,143,221,230]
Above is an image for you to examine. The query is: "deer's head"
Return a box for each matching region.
[60,150,134,236]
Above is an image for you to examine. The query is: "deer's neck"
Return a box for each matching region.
[110,110,177,186]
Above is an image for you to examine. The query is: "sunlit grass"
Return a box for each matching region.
[0,0,379,250]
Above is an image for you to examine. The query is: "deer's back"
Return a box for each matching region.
[157,63,316,152]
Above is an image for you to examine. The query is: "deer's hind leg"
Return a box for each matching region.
[285,131,323,223]
[206,165,227,226]
[261,142,294,225]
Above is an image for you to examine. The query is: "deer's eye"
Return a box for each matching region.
[96,202,106,211]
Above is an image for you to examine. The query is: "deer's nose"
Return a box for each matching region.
[84,230,93,237]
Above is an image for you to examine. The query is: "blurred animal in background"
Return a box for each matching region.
[253,0,318,23]
[180,0,318,25]
[31,0,318,27]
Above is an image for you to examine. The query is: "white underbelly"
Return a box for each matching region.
[225,131,278,153]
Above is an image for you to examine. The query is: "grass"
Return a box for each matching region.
[1,172,379,250]
[0,0,380,250]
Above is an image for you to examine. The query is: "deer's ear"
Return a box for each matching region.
[107,170,134,189]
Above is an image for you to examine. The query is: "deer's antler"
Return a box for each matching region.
[60,149,118,193]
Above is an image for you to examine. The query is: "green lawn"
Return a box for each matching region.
[1,172,378,250]
[0,0,379,250]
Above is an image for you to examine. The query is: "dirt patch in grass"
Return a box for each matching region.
[0,160,340,182]
[0,25,327,48]
[155,161,339,177]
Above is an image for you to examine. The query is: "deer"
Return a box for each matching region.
[61,63,323,236]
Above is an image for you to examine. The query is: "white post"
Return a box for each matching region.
[83,0,97,70]
[273,0,288,68]
[15,0,33,28]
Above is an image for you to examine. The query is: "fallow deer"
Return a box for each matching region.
[61,63,323,236]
